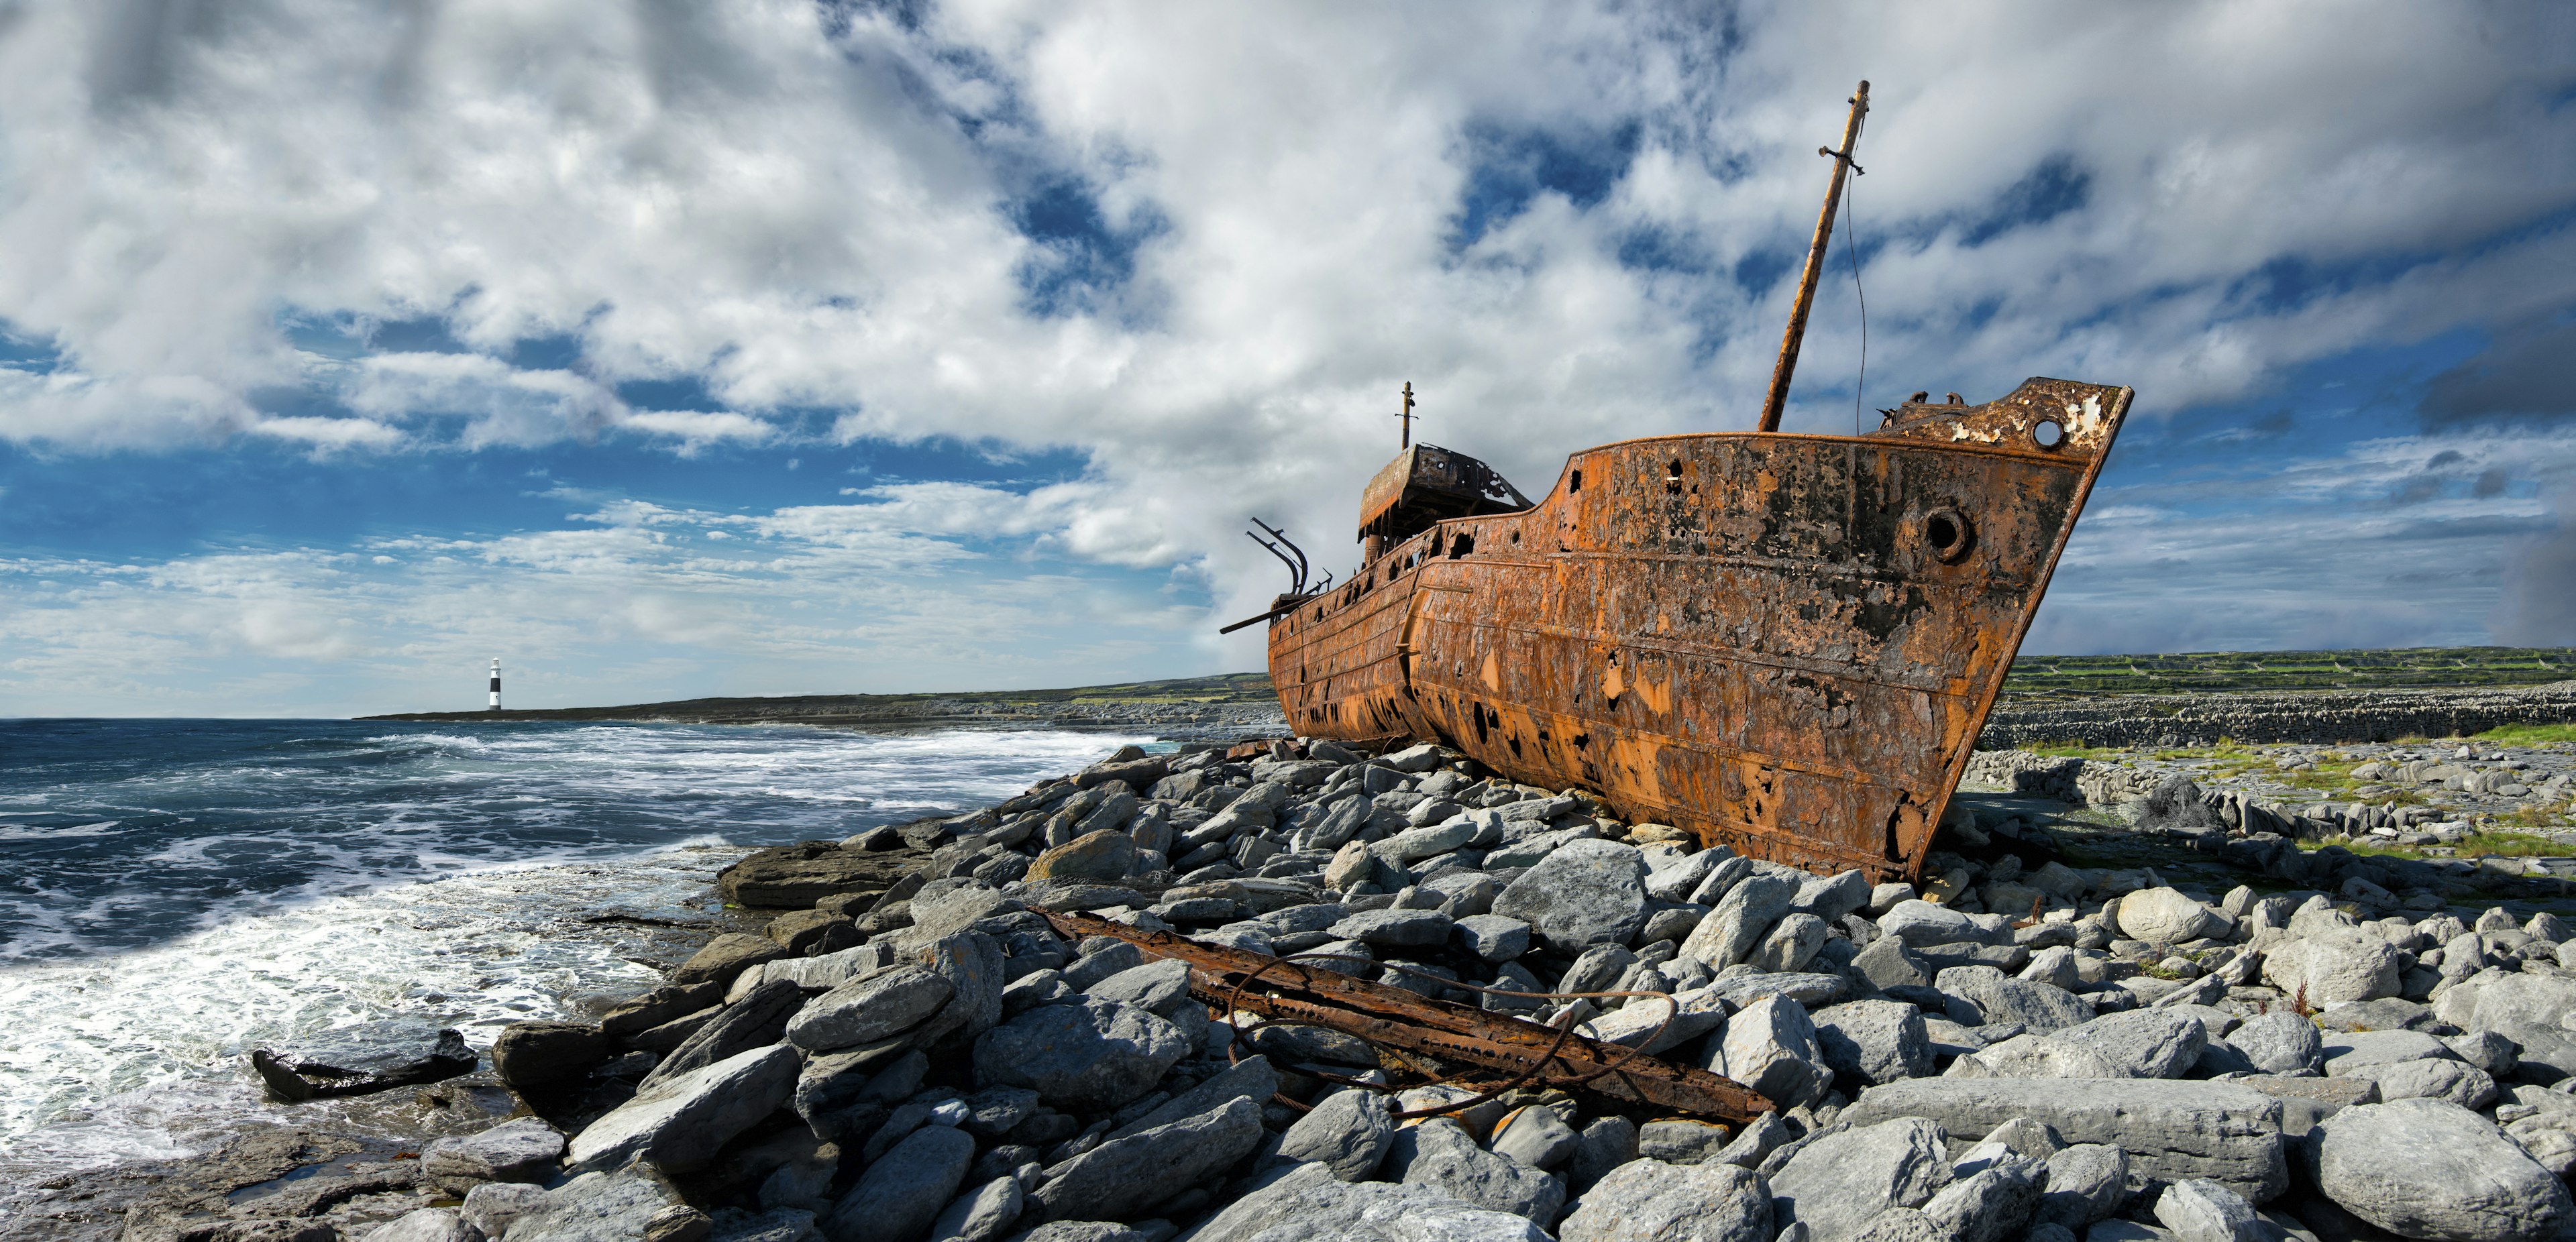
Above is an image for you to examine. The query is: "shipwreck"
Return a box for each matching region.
[1232,82,2132,881]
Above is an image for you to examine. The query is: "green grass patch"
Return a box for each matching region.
[2326,830,2568,861]
[2479,724,2576,746]
[2002,644,2576,699]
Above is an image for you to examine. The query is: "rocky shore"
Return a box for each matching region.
[42,736,2576,1242]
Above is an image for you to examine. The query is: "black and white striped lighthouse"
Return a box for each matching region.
[488,659,502,711]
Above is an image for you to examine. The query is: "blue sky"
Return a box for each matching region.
[1,2,2573,716]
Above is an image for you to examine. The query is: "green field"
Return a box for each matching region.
[2000,646,2576,699]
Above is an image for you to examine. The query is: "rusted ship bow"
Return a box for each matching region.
[1247,84,2132,881]
[1262,380,2129,881]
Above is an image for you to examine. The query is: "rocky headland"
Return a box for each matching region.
[38,728,2576,1242]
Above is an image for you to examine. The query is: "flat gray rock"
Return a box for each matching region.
[460,1183,550,1242]
[1768,1116,1953,1242]
[1489,1105,1578,1171]
[916,931,1008,1043]
[1842,1078,2286,1202]
[1399,1117,1566,1223]
[2321,1027,2449,1076]
[1568,1117,1638,1192]
[1709,995,1831,1108]
[1813,999,1933,1086]
[421,1117,564,1194]
[1938,968,2090,1033]
[2260,929,2400,1005]
[785,966,954,1052]
[510,1163,698,1242]
[641,978,806,1090]
[1329,908,1454,948]
[926,1176,1020,1242]
[1753,913,1829,973]
[1681,873,1798,970]
[2316,1097,2573,1242]
[1852,935,1933,991]
[2117,889,2225,945]
[1577,985,1729,1055]
[1275,1086,1395,1181]
[824,1124,976,1242]
[1030,1096,1265,1223]
[1793,869,1874,923]
[365,1208,475,1242]
[2224,1011,2321,1076]
[1187,1162,1548,1242]
[567,1044,799,1174]
[1558,1158,1772,1242]
[2367,1056,2498,1109]
[1079,958,1193,1019]
[2036,1144,2128,1230]
[1921,1165,2042,1242]
[2050,1009,2207,1079]
[1454,913,1532,962]
[971,997,1190,1113]
[1491,839,1648,953]
[1106,1055,1277,1142]
[1878,899,1983,946]
[2153,1178,2259,1242]
[2468,974,2576,1080]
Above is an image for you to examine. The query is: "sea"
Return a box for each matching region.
[0,718,1147,1192]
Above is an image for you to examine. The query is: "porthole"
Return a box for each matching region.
[2033,418,2065,450]
[1921,506,1974,563]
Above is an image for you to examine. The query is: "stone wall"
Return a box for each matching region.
[1976,683,2576,750]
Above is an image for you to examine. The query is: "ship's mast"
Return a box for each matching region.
[1756,80,1870,435]
[1397,381,1416,449]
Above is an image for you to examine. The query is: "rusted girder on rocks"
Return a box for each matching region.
[1038,910,1776,1124]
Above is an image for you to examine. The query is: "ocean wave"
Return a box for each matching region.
[0,718,1149,1178]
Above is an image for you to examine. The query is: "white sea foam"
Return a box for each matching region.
[0,722,1150,1187]
[0,848,727,1176]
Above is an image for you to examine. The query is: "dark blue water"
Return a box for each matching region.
[0,718,1131,962]
[0,718,1142,1172]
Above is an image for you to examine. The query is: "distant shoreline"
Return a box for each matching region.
[360,672,1291,743]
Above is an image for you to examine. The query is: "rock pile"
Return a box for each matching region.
[356,738,2576,1242]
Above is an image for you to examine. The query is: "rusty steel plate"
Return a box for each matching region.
[1267,378,2133,880]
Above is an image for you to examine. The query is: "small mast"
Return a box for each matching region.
[1397,381,1416,449]
[1756,80,1871,435]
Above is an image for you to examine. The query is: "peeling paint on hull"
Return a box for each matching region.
[1267,378,2134,881]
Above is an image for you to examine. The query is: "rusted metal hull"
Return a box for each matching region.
[1267,378,2132,880]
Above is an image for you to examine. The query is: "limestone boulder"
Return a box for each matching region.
[1491,839,1649,952]
[2116,888,2226,946]
[1559,1159,1772,1242]
[971,997,1190,1112]
[567,1044,799,1174]
[1768,1116,1953,1242]
[2317,1097,2572,1242]
[1841,1078,2286,1202]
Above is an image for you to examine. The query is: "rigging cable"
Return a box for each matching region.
[1844,143,1868,435]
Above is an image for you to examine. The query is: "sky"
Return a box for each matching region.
[0,1,2572,717]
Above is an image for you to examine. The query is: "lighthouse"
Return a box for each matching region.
[488,659,502,711]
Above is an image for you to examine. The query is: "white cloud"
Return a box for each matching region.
[248,414,404,451]
[0,489,1211,716]
[613,408,777,451]
[0,0,2570,693]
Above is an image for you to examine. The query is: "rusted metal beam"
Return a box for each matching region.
[1038,910,1776,1124]
[1758,80,1871,435]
